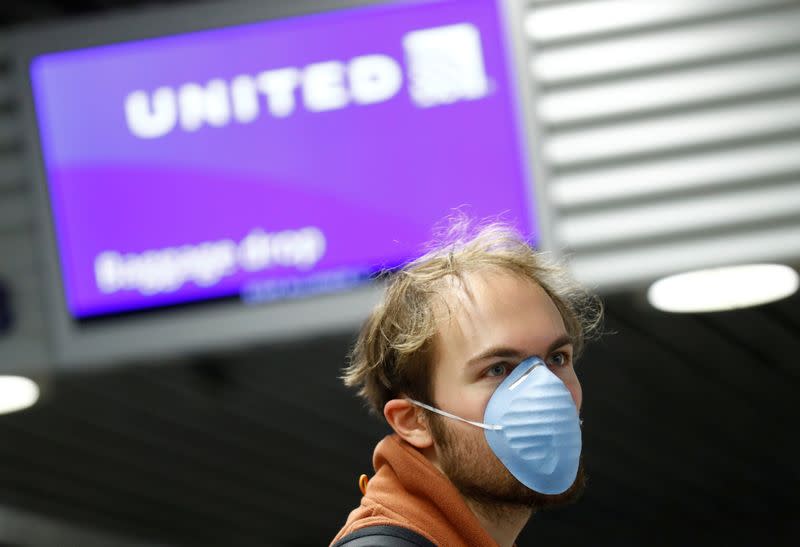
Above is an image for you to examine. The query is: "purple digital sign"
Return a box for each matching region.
[29,0,535,320]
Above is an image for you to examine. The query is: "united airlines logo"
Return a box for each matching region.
[404,23,489,108]
[125,23,490,139]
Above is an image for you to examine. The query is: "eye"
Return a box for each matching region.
[485,363,509,378]
[547,351,570,368]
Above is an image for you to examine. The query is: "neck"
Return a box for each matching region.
[422,443,532,546]
[463,497,532,547]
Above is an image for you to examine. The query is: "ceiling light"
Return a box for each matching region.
[647,264,799,313]
[0,376,40,415]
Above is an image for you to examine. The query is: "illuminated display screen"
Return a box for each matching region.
[29,0,535,319]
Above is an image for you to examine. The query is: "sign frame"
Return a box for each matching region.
[10,0,551,368]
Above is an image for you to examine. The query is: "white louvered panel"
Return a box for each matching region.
[525,0,791,43]
[524,0,800,288]
[0,280,46,340]
[531,6,800,84]
[539,51,800,126]
[0,192,30,232]
[0,61,17,151]
[0,154,24,191]
[0,78,11,107]
[0,53,47,370]
[0,232,36,278]
[0,338,48,371]
[545,96,800,167]
[0,235,46,369]
[0,116,17,149]
[550,139,800,208]
[560,182,800,250]
[570,224,800,291]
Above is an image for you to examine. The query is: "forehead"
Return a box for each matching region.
[431,269,567,371]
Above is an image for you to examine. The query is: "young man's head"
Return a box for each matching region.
[343,220,602,511]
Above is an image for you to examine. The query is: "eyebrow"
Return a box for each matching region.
[466,334,573,368]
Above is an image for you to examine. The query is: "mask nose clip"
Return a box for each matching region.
[508,359,544,391]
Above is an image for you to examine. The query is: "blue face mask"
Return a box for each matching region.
[409,356,582,495]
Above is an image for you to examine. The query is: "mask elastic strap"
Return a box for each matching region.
[407,398,503,431]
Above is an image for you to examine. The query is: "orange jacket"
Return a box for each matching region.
[331,434,500,547]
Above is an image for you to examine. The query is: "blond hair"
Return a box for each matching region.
[342,218,602,416]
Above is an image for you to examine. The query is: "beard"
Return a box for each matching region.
[429,413,586,514]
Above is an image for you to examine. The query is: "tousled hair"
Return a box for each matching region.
[342,217,603,417]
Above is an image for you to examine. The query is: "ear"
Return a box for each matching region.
[384,398,434,449]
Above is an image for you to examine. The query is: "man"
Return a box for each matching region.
[331,221,602,547]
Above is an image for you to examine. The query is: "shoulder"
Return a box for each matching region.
[331,524,437,547]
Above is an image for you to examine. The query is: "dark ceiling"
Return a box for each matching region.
[0,0,196,27]
[1,288,799,546]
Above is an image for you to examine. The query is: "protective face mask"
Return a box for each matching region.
[408,356,582,495]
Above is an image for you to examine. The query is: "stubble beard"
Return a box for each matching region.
[429,413,586,517]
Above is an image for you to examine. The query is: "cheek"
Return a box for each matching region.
[466,388,496,422]
[559,370,583,411]
[569,381,583,412]
[436,382,494,423]
[570,380,583,412]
